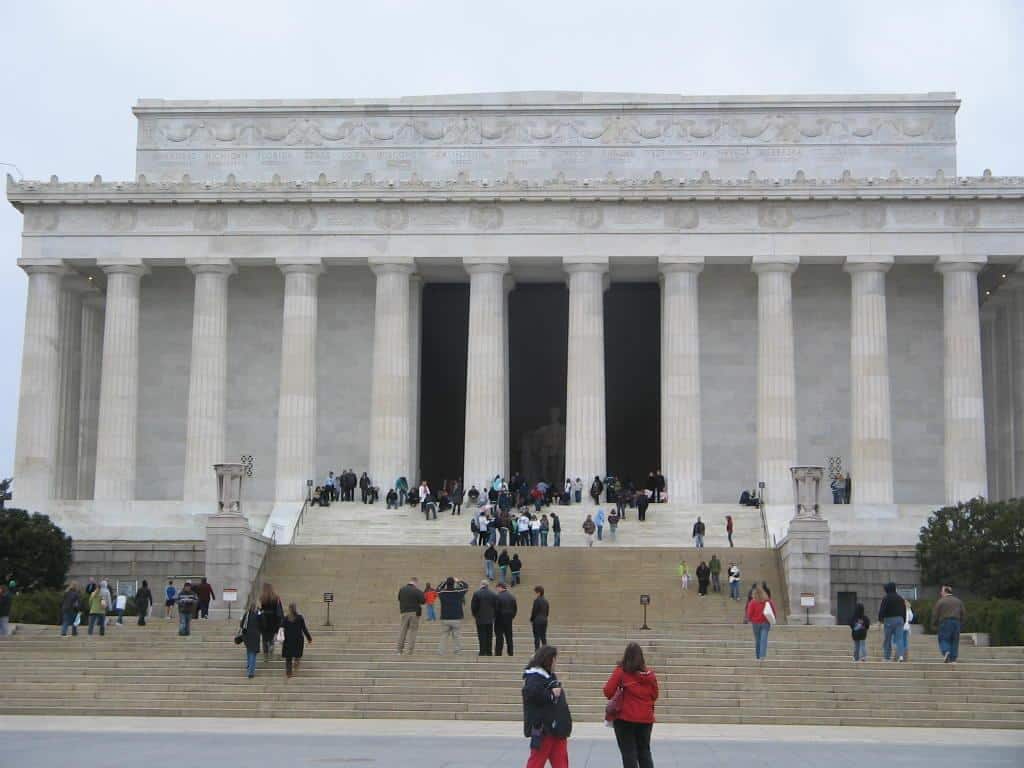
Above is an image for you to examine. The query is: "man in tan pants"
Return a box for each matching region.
[397,577,425,655]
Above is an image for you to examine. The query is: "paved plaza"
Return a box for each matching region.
[2,718,1021,768]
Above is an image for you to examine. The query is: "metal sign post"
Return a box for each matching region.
[640,594,651,631]
[323,592,334,626]
[223,588,238,620]
[800,592,816,626]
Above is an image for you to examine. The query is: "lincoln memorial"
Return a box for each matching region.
[7,92,1024,545]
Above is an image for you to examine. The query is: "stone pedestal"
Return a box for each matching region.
[780,466,835,625]
[205,462,269,618]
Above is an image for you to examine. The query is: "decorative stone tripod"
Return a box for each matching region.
[780,466,836,625]
[204,462,269,618]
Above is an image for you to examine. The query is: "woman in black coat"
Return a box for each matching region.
[239,600,262,678]
[696,561,711,596]
[258,583,284,660]
[134,580,153,626]
[281,602,313,678]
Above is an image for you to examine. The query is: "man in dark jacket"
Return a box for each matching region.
[194,577,216,619]
[484,543,498,581]
[397,577,426,655]
[438,577,468,655]
[655,470,666,503]
[471,580,497,656]
[530,585,550,650]
[878,581,907,662]
[636,491,649,522]
[494,582,518,656]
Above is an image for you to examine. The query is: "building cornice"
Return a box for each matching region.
[8,171,1024,208]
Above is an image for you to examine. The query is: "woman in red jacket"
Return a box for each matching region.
[603,642,659,768]
[745,584,777,660]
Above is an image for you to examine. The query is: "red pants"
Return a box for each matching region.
[525,735,568,768]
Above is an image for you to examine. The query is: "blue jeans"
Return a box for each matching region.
[485,560,495,580]
[596,525,603,541]
[752,622,770,659]
[88,613,105,636]
[553,532,561,547]
[246,651,257,677]
[426,603,437,621]
[500,566,509,584]
[574,491,581,503]
[938,618,961,661]
[694,534,704,548]
[853,639,867,661]
[398,490,406,506]
[540,532,548,546]
[60,610,78,636]
[882,616,906,660]
[179,612,192,636]
[729,581,740,600]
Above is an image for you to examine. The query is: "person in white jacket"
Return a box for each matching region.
[903,599,914,660]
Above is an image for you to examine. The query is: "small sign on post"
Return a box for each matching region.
[223,588,238,620]
[639,594,651,631]
[323,592,334,626]
[800,592,816,625]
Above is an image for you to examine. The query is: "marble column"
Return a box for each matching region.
[409,275,423,484]
[753,257,798,533]
[273,261,322,501]
[980,306,999,498]
[991,292,1016,499]
[183,260,236,504]
[564,258,607,491]
[77,294,105,499]
[659,257,703,504]
[936,260,988,503]
[845,258,895,504]
[13,261,68,502]
[94,262,148,501]
[55,276,95,499]
[463,258,510,488]
[368,259,415,491]
[1011,271,1024,498]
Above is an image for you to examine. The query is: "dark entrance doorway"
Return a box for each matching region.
[604,283,660,489]
[419,284,469,487]
[509,284,568,485]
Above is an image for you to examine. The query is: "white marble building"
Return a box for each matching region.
[7,92,1024,543]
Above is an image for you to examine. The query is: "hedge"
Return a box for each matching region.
[9,590,140,625]
[913,598,1024,646]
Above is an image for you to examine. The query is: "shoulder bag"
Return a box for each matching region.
[605,683,625,721]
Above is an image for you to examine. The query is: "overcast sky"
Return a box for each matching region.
[1,1,1021,479]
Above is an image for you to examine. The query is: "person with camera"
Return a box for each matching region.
[522,645,572,768]
[397,577,426,655]
[437,577,469,655]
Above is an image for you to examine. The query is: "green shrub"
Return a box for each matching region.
[9,589,63,625]
[912,597,1024,646]
[0,508,72,591]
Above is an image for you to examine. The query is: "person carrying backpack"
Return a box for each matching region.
[590,476,603,505]
[850,603,870,662]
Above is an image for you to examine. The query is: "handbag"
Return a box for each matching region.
[763,601,777,626]
[275,627,285,645]
[235,611,248,644]
[605,684,624,721]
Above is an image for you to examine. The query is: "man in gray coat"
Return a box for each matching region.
[470,580,497,656]
[397,577,425,655]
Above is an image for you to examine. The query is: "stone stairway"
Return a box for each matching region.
[262,545,786,625]
[294,501,766,548]
[1,620,1021,728]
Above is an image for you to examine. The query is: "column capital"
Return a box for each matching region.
[843,256,894,274]
[276,258,323,276]
[751,255,799,275]
[18,257,69,276]
[187,258,237,276]
[368,256,416,276]
[463,257,509,276]
[658,256,705,275]
[562,256,608,275]
[934,256,987,274]
[97,258,150,277]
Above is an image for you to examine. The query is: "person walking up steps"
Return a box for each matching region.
[485,542,499,581]
[164,580,177,620]
[499,549,511,584]
[878,582,907,662]
[678,559,689,592]
[510,553,523,586]
[604,642,659,768]
[530,586,550,650]
[281,603,313,678]
[594,507,606,541]
[727,562,741,601]
[238,598,262,678]
[725,514,734,547]
[850,603,870,662]
[134,580,152,626]
[745,584,777,660]
[259,583,284,661]
[522,645,573,768]
[692,517,705,549]
[397,577,426,655]
[932,585,966,664]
